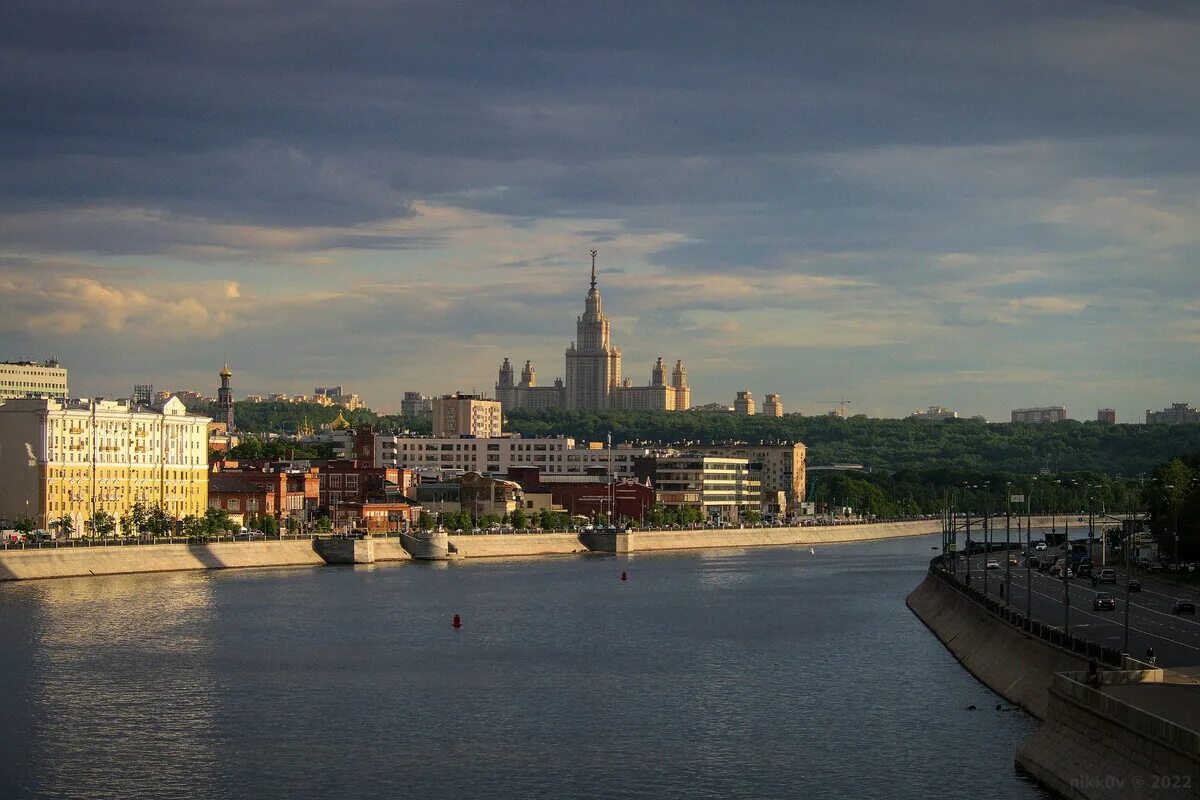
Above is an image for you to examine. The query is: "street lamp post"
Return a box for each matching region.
[1027,483,1034,621]
[1005,484,1012,608]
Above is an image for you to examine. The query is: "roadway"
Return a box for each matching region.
[955,550,1200,668]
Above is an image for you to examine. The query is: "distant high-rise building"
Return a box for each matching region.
[1097,408,1116,424]
[495,252,689,412]
[763,393,783,417]
[734,391,756,416]
[1145,403,1200,425]
[432,393,503,438]
[0,359,68,400]
[132,383,154,406]
[218,362,236,432]
[911,406,958,421]
[401,391,434,419]
[1011,406,1067,424]
[314,386,365,410]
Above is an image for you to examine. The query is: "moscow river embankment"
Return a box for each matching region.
[0,519,940,582]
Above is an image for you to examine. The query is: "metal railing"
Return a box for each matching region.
[1053,670,1200,755]
[929,554,1124,666]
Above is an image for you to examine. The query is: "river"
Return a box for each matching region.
[0,534,1050,799]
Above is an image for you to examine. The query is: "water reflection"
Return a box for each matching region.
[19,574,221,800]
[0,536,1053,800]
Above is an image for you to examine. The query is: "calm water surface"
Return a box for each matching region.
[0,535,1051,799]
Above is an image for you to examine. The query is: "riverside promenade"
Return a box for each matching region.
[0,519,940,581]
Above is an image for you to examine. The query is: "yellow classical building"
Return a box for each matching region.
[0,396,210,535]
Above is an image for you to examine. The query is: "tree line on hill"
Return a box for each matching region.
[504,409,1200,476]
[187,400,431,436]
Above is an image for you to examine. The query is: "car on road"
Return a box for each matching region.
[1172,600,1196,615]
[1128,578,1142,592]
[985,561,1000,570]
[1038,560,1052,573]
[1034,541,1047,551]
[1097,568,1117,584]
[1092,592,1116,611]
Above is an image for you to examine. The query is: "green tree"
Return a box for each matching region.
[13,517,36,534]
[646,505,667,527]
[418,511,435,531]
[743,509,762,524]
[286,516,301,534]
[312,516,332,533]
[144,506,173,536]
[510,508,528,530]
[91,512,117,538]
[258,514,278,536]
[55,515,74,538]
[203,507,237,535]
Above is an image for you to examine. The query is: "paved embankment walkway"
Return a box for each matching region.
[0,519,941,581]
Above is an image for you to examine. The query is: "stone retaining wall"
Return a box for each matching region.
[446,533,590,559]
[1016,675,1200,800]
[627,519,939,552]
[0,540,326,581]
[0,519,940,581]
[906,571,1086,719]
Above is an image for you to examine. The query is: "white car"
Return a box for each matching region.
[1034,542,1047,551]
[985,561,1001,570]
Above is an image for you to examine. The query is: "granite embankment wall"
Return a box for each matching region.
[447,533,590,559]
[627,519,939,552]
[1016,672,1200,800]
[906,571,1086,720]
[0,540,327,581]
[0,519,940,581]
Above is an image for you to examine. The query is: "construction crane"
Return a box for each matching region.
[819,397,853,417]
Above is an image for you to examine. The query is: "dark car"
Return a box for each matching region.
[1128,578,1142,592]
[1092,592,1116,611]
[1038,560,1053,573]
[1172,600,1196,615]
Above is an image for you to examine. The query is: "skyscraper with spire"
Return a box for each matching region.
[494,251,689,412]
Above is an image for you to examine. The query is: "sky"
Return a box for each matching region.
[2,1,1198,420]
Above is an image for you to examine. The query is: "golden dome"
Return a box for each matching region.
[331,411,351,430]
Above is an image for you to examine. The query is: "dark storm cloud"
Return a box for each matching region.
[3,0,1199,230]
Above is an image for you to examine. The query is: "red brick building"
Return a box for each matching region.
[506,467,655,521]
[208,472,275,523]
[210,460,320,522]
[331,500,421,533]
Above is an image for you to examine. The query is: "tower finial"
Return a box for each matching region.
[589,249,598,290]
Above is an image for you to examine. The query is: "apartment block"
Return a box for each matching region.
[431,394,503,438]
[0,359,68,400]
[0,396,209,534]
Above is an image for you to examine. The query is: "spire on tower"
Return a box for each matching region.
[589,249,598,291]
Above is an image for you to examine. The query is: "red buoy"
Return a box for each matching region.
[452,613,462,629]
[620,571,628,581]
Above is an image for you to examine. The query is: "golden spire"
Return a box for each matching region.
[331,410,350,430]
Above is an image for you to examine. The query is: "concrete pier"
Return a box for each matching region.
[312,537,375,565]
